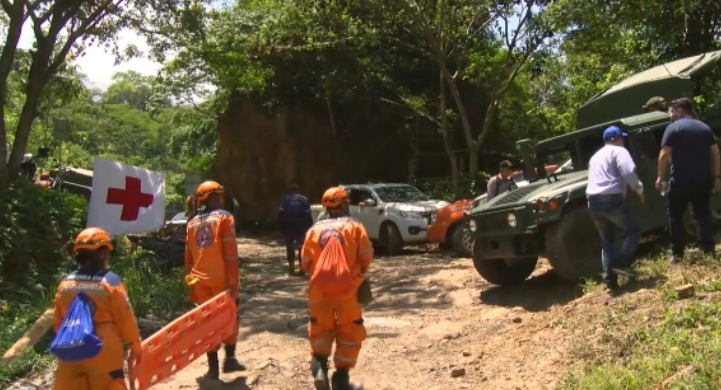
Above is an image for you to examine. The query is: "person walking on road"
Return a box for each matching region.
[586,126,645,292]
[301,187,373,390]
[656,97,721,262]
[279,184,313,275]
[53,228,142,390]
[184,181,244,380]
[486,160,516,200]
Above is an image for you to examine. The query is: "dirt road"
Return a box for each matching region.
[157,237,584,390]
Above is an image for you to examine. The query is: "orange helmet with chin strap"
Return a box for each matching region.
[322,187,350,208]
[196,181,224,204]
[74,227,113,252]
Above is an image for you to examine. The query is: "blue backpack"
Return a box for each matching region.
[50,292,103,361]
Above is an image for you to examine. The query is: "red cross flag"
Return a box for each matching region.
[87,157,166,236]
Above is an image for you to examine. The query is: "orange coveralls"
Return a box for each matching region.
[185,209,239,349]
[300,217,373,369]
[53,271,141,390]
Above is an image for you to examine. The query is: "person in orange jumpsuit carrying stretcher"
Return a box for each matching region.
[184,180,243,380]
[53,228,142,390]
[301,187,374,390]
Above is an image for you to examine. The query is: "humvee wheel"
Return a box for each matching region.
[545,205,603,281]
[472,240,537,285]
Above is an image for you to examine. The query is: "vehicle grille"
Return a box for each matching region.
[421,211,434,224]
[477,212,509,232]
[494,183,544,206]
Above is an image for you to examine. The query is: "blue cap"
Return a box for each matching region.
[603,126,628,141]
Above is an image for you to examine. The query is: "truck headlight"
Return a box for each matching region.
[468,219,477,233]
[507,213,517,228]
[399,210,422,219]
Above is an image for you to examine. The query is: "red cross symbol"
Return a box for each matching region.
[106,176,154,222]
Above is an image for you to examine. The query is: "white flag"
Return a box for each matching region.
[87,157,166,236]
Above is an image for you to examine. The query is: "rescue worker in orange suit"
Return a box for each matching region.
[301,187,373,390]
[35,172,51,190]
[184,181,243,379]
[53,228,141,390]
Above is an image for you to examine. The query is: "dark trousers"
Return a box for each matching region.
[588,194,641,285]
[667,183,715,256]
[285,236,303,262]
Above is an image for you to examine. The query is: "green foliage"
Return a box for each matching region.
[561,300,721,390]
[0,182,85,387]
[0,181,86,298]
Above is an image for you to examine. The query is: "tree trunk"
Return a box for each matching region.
[7,36,54,178]
[433,46,474,180]
[8,72,48,178]
[439,71,459,197]
[0,2,28,189]
[469,142,479,179]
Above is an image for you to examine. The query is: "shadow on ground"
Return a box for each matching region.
[478,270,584,312]
[197,376,251,390]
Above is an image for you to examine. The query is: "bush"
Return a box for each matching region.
[417,171,492,202]
[0,181,86,387]
[0,181,86,301]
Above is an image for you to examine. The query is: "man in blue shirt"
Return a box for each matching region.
[587,126,645,292]
[656,98,721,262]
[278,184,314,275]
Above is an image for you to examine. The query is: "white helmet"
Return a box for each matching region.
[21,153,33,163]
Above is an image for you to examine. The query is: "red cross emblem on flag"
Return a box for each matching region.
[87,157,166,235]
[106,177,155,221]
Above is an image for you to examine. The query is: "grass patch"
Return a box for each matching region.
[560,250,721,390]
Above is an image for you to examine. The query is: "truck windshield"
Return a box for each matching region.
[374,186,430,202]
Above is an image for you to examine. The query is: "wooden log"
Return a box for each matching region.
[0,308,55,367]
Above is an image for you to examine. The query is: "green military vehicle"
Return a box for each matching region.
[467,50,721,286]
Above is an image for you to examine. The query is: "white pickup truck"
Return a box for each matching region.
[311,183,449,254]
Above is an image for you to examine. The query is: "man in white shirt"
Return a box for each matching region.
[586,126,645,292]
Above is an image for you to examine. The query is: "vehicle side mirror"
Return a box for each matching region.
[361,199,377,207]
[516,138,537,182]
[633,128,660,159]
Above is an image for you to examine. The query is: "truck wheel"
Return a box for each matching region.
[472,240,537,285]
[545,205,603,281]
[382,223,403,256]
[450,224,472,258]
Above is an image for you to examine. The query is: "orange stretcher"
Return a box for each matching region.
[129,291,237,390]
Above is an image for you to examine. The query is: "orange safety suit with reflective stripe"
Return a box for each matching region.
[185,208,239,348]
[300,217,373,369]
[53,270,141,390]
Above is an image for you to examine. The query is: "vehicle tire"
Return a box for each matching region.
[544,205,603,281]
[382,223,403,256]
[472,240,537,285]
[450,224,472,258]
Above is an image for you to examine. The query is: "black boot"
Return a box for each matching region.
[311,355,330,390]
[331,368,363,390]
[222,344,246,373]
[202,352,220,380]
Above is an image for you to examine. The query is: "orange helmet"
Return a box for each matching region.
[74,227,113,252]
[40,172,50,180]
[196,181,224,204]
[322,187,349,208]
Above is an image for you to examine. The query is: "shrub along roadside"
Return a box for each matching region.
[561,256,721,390]
[0,183,191,388]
